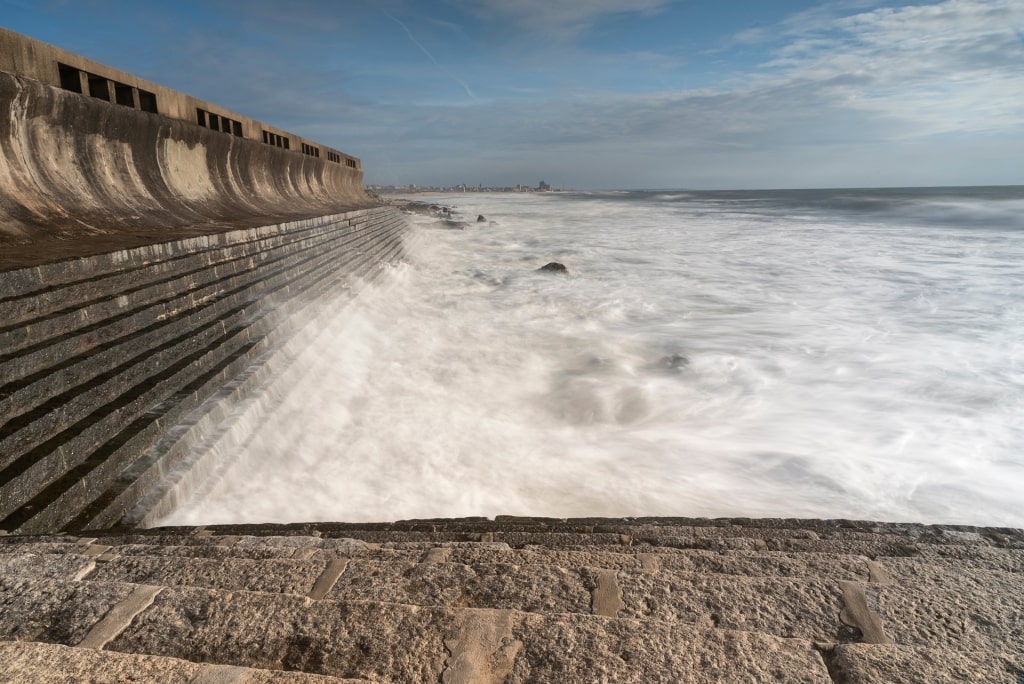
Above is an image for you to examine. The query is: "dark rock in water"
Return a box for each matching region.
[657,354,690,371]
[395,200,456,219]
[432,219,469,230]
[538,262,568,273]
[477,214,487,222]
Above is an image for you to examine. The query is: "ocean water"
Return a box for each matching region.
[156,187,1024,528]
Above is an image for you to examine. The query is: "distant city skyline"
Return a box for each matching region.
[2,0,1022,190]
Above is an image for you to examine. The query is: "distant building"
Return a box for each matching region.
[537,180,551,191]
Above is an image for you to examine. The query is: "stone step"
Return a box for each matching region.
[880,556,1023,592]
[871,582,1022,653]
[0,209,389,327]
[544,538,925,558]
[304,515,1021,545]
[0,207,388,302]
[23,553,847,643]
[0,213,370,353]
[58,520,1021,563]
[0,575,138,646]
[16,531,1022,594]
[917,543,1024,572]
[42,537,875,581]
[0,640,364,683]
[14,235,401,532]
[0,540,89,556]
[0,213,399,423]
[102,582,832,683]
[5,536,1017,653]
[329,559,848,642]
[829,643,1024,683]
[75,231,407,532]
[86,554,329,598]
[3,528,1013,574]
[261,529,921,559]
[0,218,351,386]
[0,210,402,401]
[0,551,96,582]
[0,574,835,682]
[186,518,1022,550]
[0,225,406,532]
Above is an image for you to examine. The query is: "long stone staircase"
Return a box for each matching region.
[0,207,407,536]
[0,517,1020,682]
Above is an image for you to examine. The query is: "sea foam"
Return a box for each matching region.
[156,187,1024,527]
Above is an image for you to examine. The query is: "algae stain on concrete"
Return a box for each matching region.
[159,138,216,202]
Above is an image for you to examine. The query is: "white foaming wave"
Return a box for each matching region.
[158,191,1024,528]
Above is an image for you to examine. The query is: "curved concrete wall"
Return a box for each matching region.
[0,73,369,267]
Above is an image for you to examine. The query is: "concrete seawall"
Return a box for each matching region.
[0,206,407,534]
[0,71,369,269]
[0,27,410,533]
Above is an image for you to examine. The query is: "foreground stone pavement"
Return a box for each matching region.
[0,517,1020,682]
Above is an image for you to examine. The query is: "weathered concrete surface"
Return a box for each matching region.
[0,517,1019,682]
[0,73,369,269]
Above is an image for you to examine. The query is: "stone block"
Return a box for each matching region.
[832,643,1024,683]
[0,551,95,581]
[0,576,134,645]
[329,560,593,614]
[873,582,1023,651]
[88,555,326,596]
[0,639,364,683]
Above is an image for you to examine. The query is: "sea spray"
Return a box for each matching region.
[156,188,1024,527]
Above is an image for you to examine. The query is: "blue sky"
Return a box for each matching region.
[3,0,1022,189]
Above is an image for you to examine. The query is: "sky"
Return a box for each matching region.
[2,0,1023,189]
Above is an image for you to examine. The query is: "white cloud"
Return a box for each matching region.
[754,0,1024,136]
[359,0,1024,187]
[165,0,1023,188]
